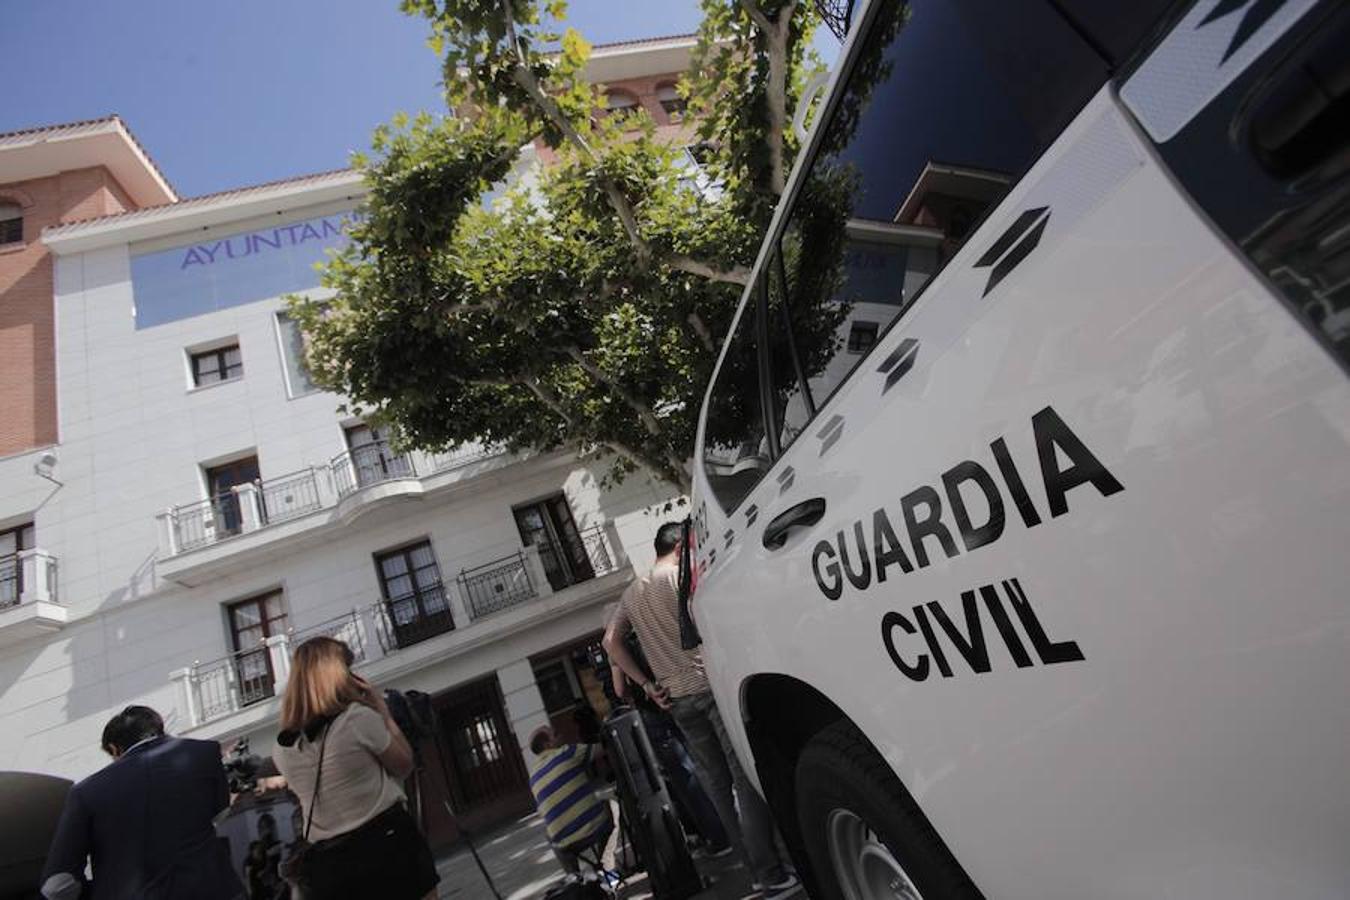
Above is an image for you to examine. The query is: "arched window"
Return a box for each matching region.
[656,83,687,121]
[0,203,21,245]
[604,91,640,120]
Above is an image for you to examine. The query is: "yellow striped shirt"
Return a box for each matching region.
[528,744,609,848]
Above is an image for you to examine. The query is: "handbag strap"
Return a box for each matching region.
[302,723,331,842]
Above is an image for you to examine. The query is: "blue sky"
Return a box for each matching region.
[2,1,813,197]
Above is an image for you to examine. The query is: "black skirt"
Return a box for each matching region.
[305,803,439,900]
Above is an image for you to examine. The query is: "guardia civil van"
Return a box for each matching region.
[689,0,1350,897]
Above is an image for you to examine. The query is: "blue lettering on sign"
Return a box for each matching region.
[130,210,359,329]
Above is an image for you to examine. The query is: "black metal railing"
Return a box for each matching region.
[373,584,456,650]
[259,469,324,524]
[290,610,367,663]
[332,442,416,497]
[578,524,620,577]
[534,524,621,592]
[0,553,18,609]
[194,646,274,722]
[457,552,537,620]
[173,493,245,551]
[426,443,503,474]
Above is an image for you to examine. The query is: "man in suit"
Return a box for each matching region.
[40,705,245,900]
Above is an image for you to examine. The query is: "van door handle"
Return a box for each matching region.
[762,498,827,550]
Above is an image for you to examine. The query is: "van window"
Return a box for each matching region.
[768,0,1106,420]
[702,300,771,513]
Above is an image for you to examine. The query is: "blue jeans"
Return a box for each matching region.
[669,692,787,886]
[639,708,730,849]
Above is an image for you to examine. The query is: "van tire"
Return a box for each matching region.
[795,721,983,900]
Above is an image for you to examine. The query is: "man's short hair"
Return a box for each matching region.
[529,726,553,755]
[101,705,164,755]
[653,521,684,558]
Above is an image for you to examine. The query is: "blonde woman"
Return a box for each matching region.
[272,637,438,899]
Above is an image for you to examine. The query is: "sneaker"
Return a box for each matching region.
[755,873,801,899]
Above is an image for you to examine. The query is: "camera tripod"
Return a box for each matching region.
[401,699,503,900]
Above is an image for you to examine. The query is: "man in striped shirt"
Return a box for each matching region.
[527,726,613,876]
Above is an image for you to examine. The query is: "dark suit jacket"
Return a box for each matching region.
[41,736,244,900]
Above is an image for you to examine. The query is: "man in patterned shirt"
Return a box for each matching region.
[604,523,798,898]
[527,726,612,877]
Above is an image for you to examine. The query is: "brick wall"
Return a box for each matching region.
[0,166,136,455]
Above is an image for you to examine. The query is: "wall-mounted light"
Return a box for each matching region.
[34,450,62,486]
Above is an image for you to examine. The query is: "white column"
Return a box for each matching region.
[311,465,338,509]
[265,633,292,691]
[233,483,263,533]
[18,549,55,604]
[171,665,201,727]
[497,660,550,759]
[601,520,629,571]
[443,579,472,628]
[356,602,388,660]
[155,508,179,557]
[522,545,553,598]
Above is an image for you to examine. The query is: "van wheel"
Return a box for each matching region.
[795,722,982,900]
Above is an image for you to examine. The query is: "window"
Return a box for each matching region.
[533,657,582,714]
[604,91,641,121]
[772,0,1102,417]
[847,321,879,353]
[703,0,1107,472]
[702,303,771,513]
[656,83,686,121]
[513,494,595,591]
[0,523,34,608]
[190,343,243,387]
[344,423,413,488]
[0,203,21,245]
[204,456,260,537]
[375,541,453,647]
[227,592,288,706]
[276,312,318,397]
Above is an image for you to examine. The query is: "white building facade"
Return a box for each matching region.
[0,37,698,842]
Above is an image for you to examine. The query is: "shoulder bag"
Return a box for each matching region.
[279,723,329,898]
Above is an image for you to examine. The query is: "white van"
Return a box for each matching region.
[689,0,1350,897]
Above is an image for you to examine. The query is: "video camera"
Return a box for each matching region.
[382,689,436,744]
[221,737,265,795]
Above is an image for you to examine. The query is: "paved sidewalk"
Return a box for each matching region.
[435,810,804,900]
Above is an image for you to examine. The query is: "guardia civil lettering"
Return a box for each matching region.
[811,405,1124,602]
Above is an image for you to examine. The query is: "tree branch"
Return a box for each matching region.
[686,311,717,352]
[519,375,575,427]
[565,344,690,481]
[603,440,689,493]
[737,0,798,195]
[668,254,752,286]
[525,371,686,490]
[736,0,774,32]
[566,346,660,435]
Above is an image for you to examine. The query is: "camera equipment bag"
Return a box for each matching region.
[602,708,702,900]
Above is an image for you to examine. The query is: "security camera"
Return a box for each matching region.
[34,451,60,483]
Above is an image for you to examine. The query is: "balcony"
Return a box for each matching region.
[156,444,511,585]
[163,468,328,554]
[0,550,66,646]
[331,441,415,497]
[457,552,538,620]
[171,522,632,731]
